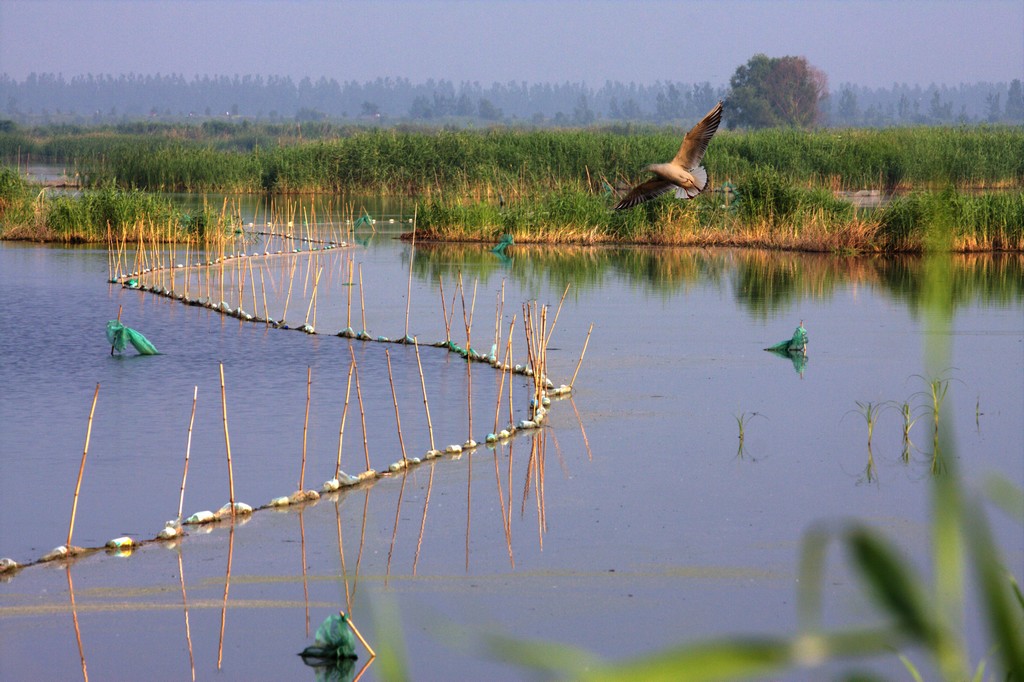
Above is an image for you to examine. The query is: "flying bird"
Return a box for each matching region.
[614,100,723,210]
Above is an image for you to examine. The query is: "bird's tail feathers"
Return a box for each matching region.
[675,165,708,199]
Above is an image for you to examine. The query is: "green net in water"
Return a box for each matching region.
[106,321,159,355]
[764,323,807,354]
[300,613,358,664]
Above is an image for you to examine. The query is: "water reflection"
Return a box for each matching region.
[66,566,88,682]
[411,244,1024,315]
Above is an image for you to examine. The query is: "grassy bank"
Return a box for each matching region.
[3,122,1023,194]
[0,166,232,242]
[413,176,1024,253]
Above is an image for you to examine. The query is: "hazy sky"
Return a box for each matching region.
[1,0,1022,89]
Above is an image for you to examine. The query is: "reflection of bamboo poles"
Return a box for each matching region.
[218,364,236,515]
[335,502,353,613]
[335,362,355,479]
[178,387,198,521]
[569,397,593,461]
[299,366,311,491]
[413,460,435,576]
[66,566,89,682]
[299,510,310,636]
[177,549,195,682]
[384,350,408,464]
[385,467,407,583]
[217,524,235,669]
[67,383,100,550]
[350,347,372,472]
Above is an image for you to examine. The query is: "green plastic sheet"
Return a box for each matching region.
[106,320,159,355]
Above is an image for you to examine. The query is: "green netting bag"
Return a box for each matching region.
[764,322,807,354]
[299,613,358,663]
[106,320,159,355]
[491,234,514,254]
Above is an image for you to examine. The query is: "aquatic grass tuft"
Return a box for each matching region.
[887,399,924,463]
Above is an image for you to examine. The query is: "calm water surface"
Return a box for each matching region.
[1,225,1022,680]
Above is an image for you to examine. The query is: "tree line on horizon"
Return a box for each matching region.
[2,55,1022,129]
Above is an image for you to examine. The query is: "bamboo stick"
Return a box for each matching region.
[299,366,311,491]
[570,323,594,388]
[304,267,322,328]
[403,207,416,340]
[67,383,100,549]
[259,267,269,323]
[345,258,354,331]
[335,362,355,479]
[545,282,571,347]
[438,275,451,343]
[248,257,258,317]
[358,264,367,334]
[219,363,236,515]
[349,347,372,472]
[344,612,376,658]
[413,337,435,452]
[178,386,198,521]
[384,349,408,464]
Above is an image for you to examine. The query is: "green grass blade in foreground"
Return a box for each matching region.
[984,476,1024,523]
[484,634,602,678]
[578,638,792,682]
[846,525,938,643]
[962,499,1024,676]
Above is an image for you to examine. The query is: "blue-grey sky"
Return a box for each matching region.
[1,0,1022,88]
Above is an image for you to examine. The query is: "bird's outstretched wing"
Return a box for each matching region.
[613,178,674,211]
[672,101,723,169]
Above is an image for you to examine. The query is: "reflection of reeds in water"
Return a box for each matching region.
[217,523,235,670]
[386,467,409,583]
[299,509,310,636]
[66,566,89,682]
[176,549,195,682]
[523,432,548,549]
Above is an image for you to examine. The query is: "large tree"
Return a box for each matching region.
[726,54,828,129]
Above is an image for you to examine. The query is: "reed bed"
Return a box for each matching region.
[413,182,1024,252]
[6,124,1023,194]
[0,171,237,243]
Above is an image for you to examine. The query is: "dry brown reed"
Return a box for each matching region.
[67,383,100,550]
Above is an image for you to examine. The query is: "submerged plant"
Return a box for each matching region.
[733,411,767,459]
